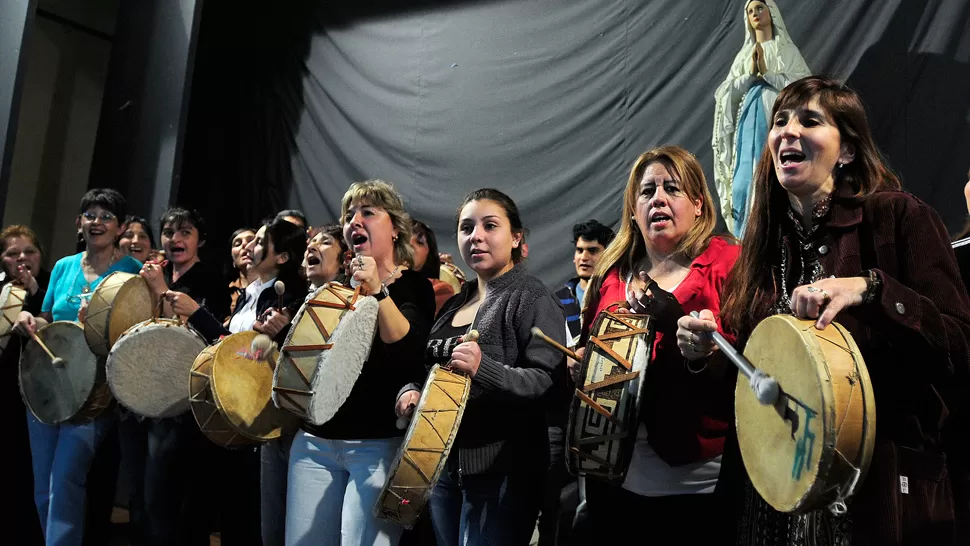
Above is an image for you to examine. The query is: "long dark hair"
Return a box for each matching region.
[411,220,442,279]
[721,76,902,332]
[265,217,308,302]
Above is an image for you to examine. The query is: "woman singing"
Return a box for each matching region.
[574,146,739,542]
[15,188,142,545]
[397,188,566,546]
[680,76,970,545]
[285,180,434,546]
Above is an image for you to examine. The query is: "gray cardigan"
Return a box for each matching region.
[402,264,568,475]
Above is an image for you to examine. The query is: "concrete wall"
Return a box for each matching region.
[3,14,113,267]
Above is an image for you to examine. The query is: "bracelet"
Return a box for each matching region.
[684,357,709,375]
[861,269,881,305]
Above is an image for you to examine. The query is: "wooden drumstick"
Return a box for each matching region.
[688,311,779,405]
[274,280,286,311]
[30,330,65,367]
[530,327,580,362]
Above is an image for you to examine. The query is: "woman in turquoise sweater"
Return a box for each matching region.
[16,188,142,546]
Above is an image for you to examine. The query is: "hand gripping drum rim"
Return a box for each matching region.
[735,314,876,514]
[566,311,653,483]
[375,364,471,528]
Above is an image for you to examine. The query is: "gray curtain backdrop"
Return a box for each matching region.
[289,0,970,289]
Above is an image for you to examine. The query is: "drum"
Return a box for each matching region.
[438,262,465,295]
[375,364,471,528]
[189,330,299,447]
[566,311,653,482]
[0,283,27,351]
[83,271,153,356]
[20,321,113,424]
[273,283,380,425]
[736,314,875,514]
[107,318,208,418]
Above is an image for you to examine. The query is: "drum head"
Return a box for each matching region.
[737,315,840,513]
[107,319,207,418]
[212,331,298,441]
[307,294,380,426]
[20,321,99,424]
[438,265,462,294]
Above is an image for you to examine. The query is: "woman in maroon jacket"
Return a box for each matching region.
[680,75,970,545]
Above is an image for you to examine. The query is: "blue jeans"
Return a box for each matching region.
[26,410,116,546]
[429,457,545,546]
[285,431,403,546]
[262,433,294,546]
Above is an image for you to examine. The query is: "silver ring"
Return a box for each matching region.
[807,286,820,293]
[356,255,364,268]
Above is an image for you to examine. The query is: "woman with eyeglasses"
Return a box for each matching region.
[14,188,142,546]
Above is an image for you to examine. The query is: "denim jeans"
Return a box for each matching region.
[261,433,294,546]
[285,431,403,546]
[429,457,545,546]
[26,410,116,546]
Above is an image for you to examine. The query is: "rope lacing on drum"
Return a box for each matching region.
[828,464,861,516]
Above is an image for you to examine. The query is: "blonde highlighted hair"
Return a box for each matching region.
[340,179,415,267]
[584,145,720,318]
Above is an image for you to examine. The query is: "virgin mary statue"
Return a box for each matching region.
[712,0,810,236]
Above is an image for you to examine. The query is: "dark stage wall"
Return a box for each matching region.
[179,0,970,287]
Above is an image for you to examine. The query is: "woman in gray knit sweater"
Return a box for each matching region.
[396,188,568,546]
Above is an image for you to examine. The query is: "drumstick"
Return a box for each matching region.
[688,311,779,405]
[530,327,581,362]
[250,334,276,361]
[30,331,65,367]
[274,280,285,310]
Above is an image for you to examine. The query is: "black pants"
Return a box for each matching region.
[84,422,121,546]
[538,425,570,546]
[119,416,203,546]
[573,479,726,544]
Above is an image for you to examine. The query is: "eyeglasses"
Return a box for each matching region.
[82,211,117,223]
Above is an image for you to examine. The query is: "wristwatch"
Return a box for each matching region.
[374,283,390,302]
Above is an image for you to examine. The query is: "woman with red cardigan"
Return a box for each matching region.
[574,145,739,542]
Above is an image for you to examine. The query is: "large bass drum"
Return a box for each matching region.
[83,271,153,356]
[736,314,876,514]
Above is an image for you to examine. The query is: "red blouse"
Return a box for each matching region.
[583,236,740,465]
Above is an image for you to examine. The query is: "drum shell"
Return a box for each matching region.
[736,315,876,513]
[189,342,253,447]
[83,272,154,356]
[20,321,113,424]
[375,365,470,528]
[0,284,27,351]
[107,318,208,418]
[566,312,653,482]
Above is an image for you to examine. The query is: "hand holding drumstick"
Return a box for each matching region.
[395,330,480,429]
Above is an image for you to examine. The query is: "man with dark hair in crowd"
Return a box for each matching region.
[555,219,615,345]
[275,209,308,230]
[537,219,615,546]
